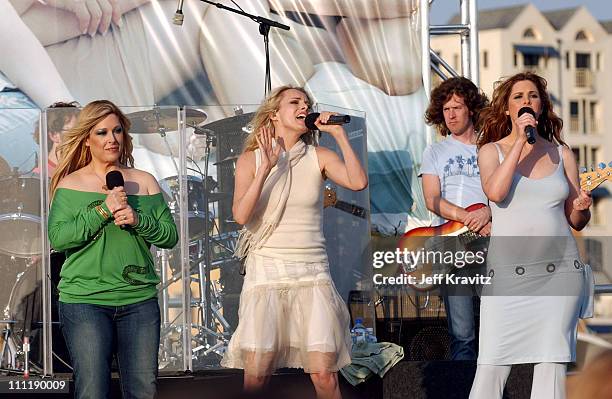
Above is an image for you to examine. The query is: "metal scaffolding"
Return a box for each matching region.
[421,0,480,144]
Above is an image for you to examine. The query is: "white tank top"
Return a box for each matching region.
[252,144,328,262]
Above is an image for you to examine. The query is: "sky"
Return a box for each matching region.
[431,0,612,25]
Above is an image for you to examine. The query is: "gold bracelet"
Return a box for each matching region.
[95,205,110,220]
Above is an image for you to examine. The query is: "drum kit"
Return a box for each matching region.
[127,107,249,370]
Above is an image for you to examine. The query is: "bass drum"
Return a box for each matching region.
[0,176,42,257]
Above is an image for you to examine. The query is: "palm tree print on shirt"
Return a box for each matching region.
[444,154,479,177]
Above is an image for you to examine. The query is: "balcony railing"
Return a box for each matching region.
[575,68,594,89]
[570,116,580,132]
[590,118,599,134]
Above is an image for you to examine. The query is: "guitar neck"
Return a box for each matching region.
[333,200,367,219]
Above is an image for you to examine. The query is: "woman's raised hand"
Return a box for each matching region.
[255,126,282,173]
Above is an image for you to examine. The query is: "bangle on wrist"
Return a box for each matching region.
[95,204,110,220]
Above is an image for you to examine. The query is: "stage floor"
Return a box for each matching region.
[0,369,383,399]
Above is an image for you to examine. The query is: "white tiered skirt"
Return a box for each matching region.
[221,253,352,377]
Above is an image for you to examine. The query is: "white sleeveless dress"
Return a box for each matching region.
[478,144,592,365]
[221,145,352,376]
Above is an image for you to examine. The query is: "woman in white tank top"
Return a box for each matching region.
[470,72,593,399]
[221,86,367,399]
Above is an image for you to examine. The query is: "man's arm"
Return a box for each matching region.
[422,173,491,233]
[422,174,469,223]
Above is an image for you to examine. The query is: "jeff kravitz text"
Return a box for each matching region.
[371,248,491,286]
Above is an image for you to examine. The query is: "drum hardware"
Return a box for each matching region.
[0,256,48,377]
[155,119,241,366]
[213,154,239,166]
[159,175,217,241]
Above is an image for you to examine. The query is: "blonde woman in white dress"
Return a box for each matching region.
[221,86,367,399]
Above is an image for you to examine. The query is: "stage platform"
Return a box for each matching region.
[1,361,541,399]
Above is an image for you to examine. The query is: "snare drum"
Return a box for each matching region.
[0,176,42,256]
[159,175,213,240]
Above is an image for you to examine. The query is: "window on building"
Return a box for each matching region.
[590,146,599,165]
[483,51,488,68]
[575,54,593,88]
[589,101,599,133]
[513,50,518,67]
[565,51,570,69]
[569,101,579,132]
[523,54,539,68]
[591,198,605,226]
[575,30,589,41]
[571,147,580,163]
[571,145,599,166]
[523,28,536,38]
[596,52,601,70]
[575,53,591,69]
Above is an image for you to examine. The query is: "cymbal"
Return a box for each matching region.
[203,112,254,135]
[128,108,208,135]
[131,108,208,156]
[213,155,239,166]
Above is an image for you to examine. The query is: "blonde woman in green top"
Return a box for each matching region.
[48,100,178,399]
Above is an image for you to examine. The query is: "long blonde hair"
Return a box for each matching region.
[243,86,317,152]
[50,100,134,196]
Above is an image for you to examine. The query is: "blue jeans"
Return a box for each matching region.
[59,297,160,399]
[443,294,479,361]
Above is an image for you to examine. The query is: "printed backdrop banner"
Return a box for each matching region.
[0,0,430,234]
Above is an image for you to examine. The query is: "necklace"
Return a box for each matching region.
[90,165,108,191]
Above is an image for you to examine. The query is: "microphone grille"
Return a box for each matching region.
[518,106,535,117]
[305,113,320,130]
[106,170,125,190]
[173,12,184,26]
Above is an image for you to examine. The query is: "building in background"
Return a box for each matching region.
[432,3,612,312]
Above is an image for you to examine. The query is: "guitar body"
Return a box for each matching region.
[400,203,485,240]
[397,203,487,291]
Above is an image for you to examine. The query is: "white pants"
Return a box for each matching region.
[469,363,566,399]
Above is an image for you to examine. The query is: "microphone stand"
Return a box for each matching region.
[199,0,290,97]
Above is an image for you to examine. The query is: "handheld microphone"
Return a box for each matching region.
[173,0,185,26]
[105,171,128,229]
[518,107,537,145]
[304,113,351,130]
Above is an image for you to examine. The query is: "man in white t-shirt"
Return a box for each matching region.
[419,77,490,361]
